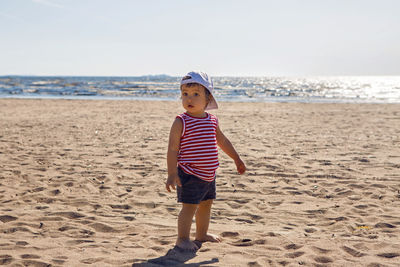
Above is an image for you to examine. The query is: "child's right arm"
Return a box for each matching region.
[166,118,183,192]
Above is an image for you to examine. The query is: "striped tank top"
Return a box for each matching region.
[177,112,219,182]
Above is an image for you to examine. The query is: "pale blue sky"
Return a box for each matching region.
[1,0,399,76]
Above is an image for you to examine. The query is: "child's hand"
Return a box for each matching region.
[235,159,246,174]
[166,174,181,192]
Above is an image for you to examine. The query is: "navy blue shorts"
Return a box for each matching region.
[177,167,216,204]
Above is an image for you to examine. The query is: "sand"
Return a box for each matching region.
[0,98,399,267]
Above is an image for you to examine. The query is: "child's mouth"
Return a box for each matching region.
[188,104,194,108]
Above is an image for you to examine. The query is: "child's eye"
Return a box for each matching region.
[183,92,188,96]
[194,93,199,96]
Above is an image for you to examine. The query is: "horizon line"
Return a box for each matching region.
[1,74,400,78]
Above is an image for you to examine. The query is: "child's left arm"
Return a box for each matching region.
[216,125,246,174]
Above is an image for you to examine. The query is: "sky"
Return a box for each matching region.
[1,0,400,77]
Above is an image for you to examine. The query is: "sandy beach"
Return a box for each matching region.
[0,99,399,266]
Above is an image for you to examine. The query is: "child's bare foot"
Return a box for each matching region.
[175,238,199,251]
[195,233,222,243]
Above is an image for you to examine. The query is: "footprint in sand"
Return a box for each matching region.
[284,243,303,250]
[304,228,318,233]
[109,204,132,210]
[20,254,41,259]
[268,201,283,207]
[52,211,85,219]
[314,256,333,263]
[48,189,61,196]
[230,238,266,247]
[124,216,135,221]
[32,187,46,192]
[312,246,331,254]
[367,263,386,267]
[374,222,396,229]
[58,225,77,232]
[3,226,32,234]
[66,239,95,246]
[52,259,66,265]
[0,255,13,265]
[21,260,52,267]
[0,215,17,223]
[341,246,367,257]
[285,251,305,258]
[64,182,74,187]
[16,241,29,246]
[376,252,400,258]
[80,257,104,264]
[247,261,263,267]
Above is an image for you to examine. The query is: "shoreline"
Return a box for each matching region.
[1,99,399,266]
[1,95,400,104]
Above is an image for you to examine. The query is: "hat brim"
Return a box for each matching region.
[206,95,218,110]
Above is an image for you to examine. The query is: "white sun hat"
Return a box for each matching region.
[180,71,218,110]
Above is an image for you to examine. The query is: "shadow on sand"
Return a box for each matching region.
[132,244,219,267]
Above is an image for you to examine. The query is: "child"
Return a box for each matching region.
[166,71,246,251]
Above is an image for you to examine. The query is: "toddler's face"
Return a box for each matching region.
[181,84,209,115]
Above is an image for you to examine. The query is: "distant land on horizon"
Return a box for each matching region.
[1,74,400,78]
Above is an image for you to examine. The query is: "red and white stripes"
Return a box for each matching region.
[177,112,219,182]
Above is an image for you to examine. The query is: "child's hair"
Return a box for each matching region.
[181,83,211,98]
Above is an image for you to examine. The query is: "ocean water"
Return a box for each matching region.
[0,75,399,103]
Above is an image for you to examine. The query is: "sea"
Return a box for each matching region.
[1,75,399,103]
